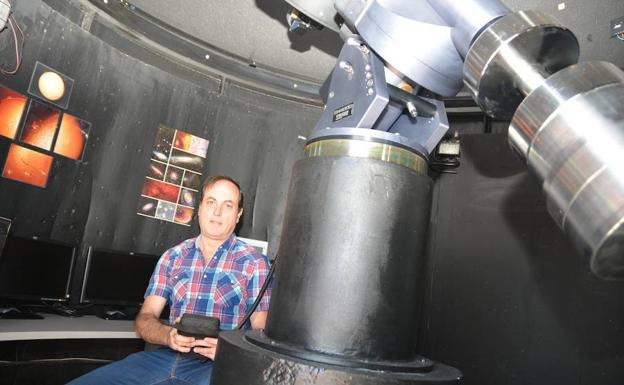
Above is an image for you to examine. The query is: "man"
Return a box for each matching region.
[69,175,272,385]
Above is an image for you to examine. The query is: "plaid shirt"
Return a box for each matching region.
[145,234,272,330]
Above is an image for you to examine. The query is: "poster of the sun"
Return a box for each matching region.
[0,83,91,188]
[137,125,209,226]
[0,88,59,188]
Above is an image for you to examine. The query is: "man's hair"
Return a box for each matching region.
[199,175,244,209]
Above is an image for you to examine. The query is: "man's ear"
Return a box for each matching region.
[195,201,203,219]
[237,207,243,223]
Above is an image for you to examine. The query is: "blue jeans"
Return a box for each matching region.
[67,347,213,385]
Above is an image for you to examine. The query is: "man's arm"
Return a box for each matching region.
[135,295,195,352]
[250,310,268,330]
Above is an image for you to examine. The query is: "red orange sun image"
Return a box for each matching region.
[2,144,53,188]
[0,87,27,140]
[54,114,88,160]
[21,101,60,151]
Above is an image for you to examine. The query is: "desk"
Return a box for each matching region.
[0,314,138,341]
[0,314,144,383]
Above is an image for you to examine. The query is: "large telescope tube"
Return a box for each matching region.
[265,139,431,362]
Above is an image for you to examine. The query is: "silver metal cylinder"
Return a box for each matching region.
[463,10,579,119]
[509,61,624,280]
[426,0,509,58]
[509,62,624,177]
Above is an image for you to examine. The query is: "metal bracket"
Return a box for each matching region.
[315,35,389,131]
[313,36,450,156]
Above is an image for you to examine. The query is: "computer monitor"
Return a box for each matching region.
[80,247,160,306]
[238,237,269,256]
[0,235,76,302]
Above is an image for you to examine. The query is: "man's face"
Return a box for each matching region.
[198,180,243,242]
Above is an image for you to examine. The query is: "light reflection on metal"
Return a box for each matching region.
[463,9,624,279]
[507,61,624,280]
[304,138,428,174]
[463,10,579,119]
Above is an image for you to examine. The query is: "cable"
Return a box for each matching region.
[429,165,458,174]
[0,6,25,76]
[236,254,278,330]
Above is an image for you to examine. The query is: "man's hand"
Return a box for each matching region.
[191,337,219,360]
[166,325,197,353]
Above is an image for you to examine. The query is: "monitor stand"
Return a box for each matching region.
[97,309,135,321]
[46,303,83,317]
[0,306,44,319]
[0,216,10,253]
